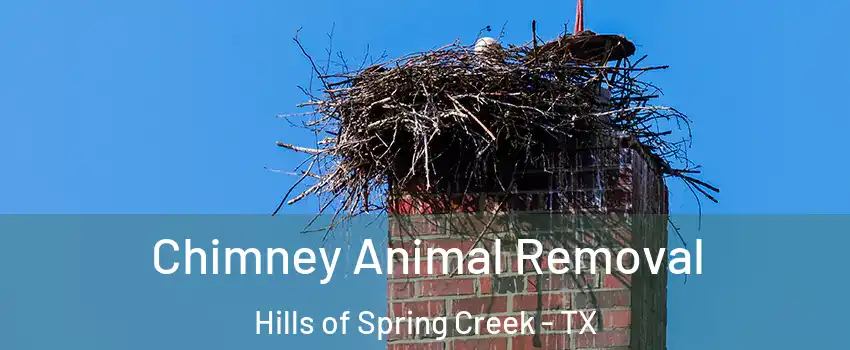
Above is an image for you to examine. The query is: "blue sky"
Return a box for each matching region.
[1,0,849,349]
[3,0,848,214]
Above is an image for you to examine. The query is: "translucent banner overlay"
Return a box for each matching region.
[0,215,845,349]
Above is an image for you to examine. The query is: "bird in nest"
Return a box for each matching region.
[473,37,506,67]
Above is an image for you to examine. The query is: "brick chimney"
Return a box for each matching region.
[386,135,669,350]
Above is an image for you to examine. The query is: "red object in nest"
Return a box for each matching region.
[561,0,635,62]
[575,0,585,34]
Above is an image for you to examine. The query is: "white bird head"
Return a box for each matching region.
[474,37,501,55]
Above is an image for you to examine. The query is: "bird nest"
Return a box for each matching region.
[277,30,717,226]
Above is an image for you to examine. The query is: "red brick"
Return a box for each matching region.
[602,309,631,329]
[510,335,536,350]
[540,313,570,332]
[458,254,498,276]
[527,274,595,292]
[607,189,632,209]
[575,329,630,348]
[389,281,415,300]
[419,279,475,297]
[392,259,445,278]
[388,197,417,214]
[603,274,630,289]
[451,296,508,315]
[489,276,527,294]
[391,300,446,318]
[526,275,541,292]
[512,293,569,312]
[511,334,570,350]
[610,251,635,269]
[395,194,479,214]
[475,315,524,334]
[388,323,415,341]
[611,229,632,246]
[452,337,507,350]
[480,276,492,294]
[387,341,444,350]
[403,239,475,257]
[581,231,598,245]
[445,194,480,213]
[513,254,570,274]
[573,290,630,309]
[389,218,441,237]
[385,145,669,350]
[541,334,570,349]
[390,195,458,215]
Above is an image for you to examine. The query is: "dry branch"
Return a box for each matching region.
[277,29,718,226]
